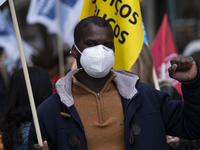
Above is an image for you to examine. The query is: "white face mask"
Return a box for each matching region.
[74,44,115,78]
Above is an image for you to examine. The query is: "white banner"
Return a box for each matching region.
[26,0,83,47]
[0,9,34,72]
[0,0,6,6]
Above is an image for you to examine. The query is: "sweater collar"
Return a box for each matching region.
[56,69,139,107]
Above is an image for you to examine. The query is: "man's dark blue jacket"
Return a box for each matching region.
[27,69,200,150]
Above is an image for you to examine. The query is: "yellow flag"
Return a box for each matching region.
[80,0,143,71]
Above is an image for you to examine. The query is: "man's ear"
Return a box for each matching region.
[71,45,78,59]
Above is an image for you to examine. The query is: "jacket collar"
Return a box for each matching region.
[56,69,139,107]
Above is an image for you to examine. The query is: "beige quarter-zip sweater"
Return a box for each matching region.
[72,71,125,150]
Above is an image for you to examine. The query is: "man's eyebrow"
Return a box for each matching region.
[105,41,114,44]
[84,39,114,44]
[86,39,95,41]
[85,39,96,42]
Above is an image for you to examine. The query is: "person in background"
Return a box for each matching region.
[63,51,76,74]
[52,50,76,92]
[129,43,154,86]
[0,47,10,150]
[32,52,59,93]
[0,47,10,119]
[130,43,200,150]
[190,51,200,68]
[32,52,59,82]
[158,79,182,100]
[0,67,53,150]
[33,50,76,93]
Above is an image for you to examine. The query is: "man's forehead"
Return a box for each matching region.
[82,23,114,38]
[83,23,112,32]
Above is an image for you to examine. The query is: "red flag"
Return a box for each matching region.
[151,14,182,96]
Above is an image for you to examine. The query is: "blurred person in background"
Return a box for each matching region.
[32,52,59,82]
[55,50,76,78]
[129,43,154,86]
[32,52,58,93]
[33,51,75,93]
[190,51,200,69]
[0,47,10,119]
[54,50,76,92]
[63,50,76,74]
[0,67,53,150]
[130,43,200,150]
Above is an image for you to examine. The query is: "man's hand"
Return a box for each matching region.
[33,141,49,150]
[166,135,180,149]
[168,55,198,82]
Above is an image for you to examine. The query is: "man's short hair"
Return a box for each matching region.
[74,16,113,44]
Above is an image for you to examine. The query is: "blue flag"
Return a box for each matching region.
[26,0,83,47]
[0,0,6,6]
[142,22,148,44]
[0,9,34,72]
[0,10,12,35]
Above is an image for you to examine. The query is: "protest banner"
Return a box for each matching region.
[80,0,143,71]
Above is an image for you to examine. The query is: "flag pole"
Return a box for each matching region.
[7,0,43,146]
[161,62,165,79]
[57,34,65,77]
[161,14,167,80]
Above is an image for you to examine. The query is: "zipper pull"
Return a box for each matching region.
[97,93,100,99]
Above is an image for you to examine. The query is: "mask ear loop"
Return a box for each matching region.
[73,44,83,71]
[74,44,82,54]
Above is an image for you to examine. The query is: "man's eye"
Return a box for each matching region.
[106,44,114,48]
[87,43,96,47]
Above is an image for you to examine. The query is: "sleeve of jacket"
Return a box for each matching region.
[26,115,51,150]
[26,94,57,150]
[179,138,200,150]
[161,69,200,139]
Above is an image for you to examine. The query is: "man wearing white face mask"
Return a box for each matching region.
[28,16,200,150]
[73,44,115,78]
